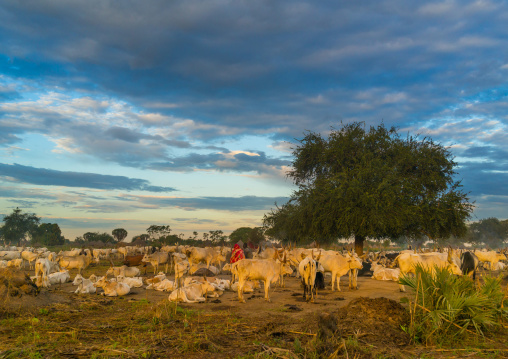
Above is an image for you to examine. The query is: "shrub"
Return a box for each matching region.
[399,264,508,345]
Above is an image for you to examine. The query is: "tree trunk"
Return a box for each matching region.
[354,235,365,256]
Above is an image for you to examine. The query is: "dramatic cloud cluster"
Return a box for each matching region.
[1,0,507,239]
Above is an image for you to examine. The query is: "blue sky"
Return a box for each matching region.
[1,0,508,241]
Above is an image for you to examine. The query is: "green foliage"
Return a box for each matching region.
[112,228,128,242]
[32,223,65,246]
[229,227,253,243]
[209,230,226,243]
[466,218,508,248]
[229,227,266,244]
[1,207,40,244]
[146,225,171,240]
[263,122,473,250]
[399,265,508,345]
[82,231,116,244]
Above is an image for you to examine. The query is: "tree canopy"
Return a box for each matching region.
[1,207,40,245]
[466,218,508,248]
[263,122,474,254]
[33,223,65,246]
[112,228,128,242]
[229,227,266,244]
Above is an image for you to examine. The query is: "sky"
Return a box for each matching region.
[1,1,508,242]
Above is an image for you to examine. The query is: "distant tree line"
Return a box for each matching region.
[3,207,503,250]
[0,208,267,248]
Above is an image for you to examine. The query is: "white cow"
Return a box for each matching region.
[94,276,130,296]
[394,250,463,292]
[142,252,170,274]
[48,269,70,285]
[233,258,293,303]
[7,258,24,269]
[168,282,217,303]
[34,258,51,288]
[73,275,97,294]
[474,250,507,271]
[116,275,143,288]
[148,279,176,292]
[319,252,363,291]
[370,261,400,281]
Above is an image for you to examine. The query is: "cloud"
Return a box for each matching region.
[121,194,289,212]
[0,163,177,192]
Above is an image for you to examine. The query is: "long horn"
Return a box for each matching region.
[311,249,315,260]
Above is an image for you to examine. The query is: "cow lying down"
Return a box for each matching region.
[168,281,218,303]
[230,280,259,293]
[73,275,96,294]
[370,261,400,281]
[94,276,130,296]
[145,272,166,287]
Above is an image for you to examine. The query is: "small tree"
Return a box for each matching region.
[229,227,254,243]
[112,228,128,242]
[466,218,508,248]
[33,223,65,246]
[209,230,225,244]
[147,225,171,240]
[1,207,40,245]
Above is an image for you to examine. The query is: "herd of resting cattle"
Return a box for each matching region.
[0,244,507,304]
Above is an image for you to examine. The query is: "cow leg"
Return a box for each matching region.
[264,281,270,302]
[238,278,246,303]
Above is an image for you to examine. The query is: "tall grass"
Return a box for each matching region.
[399,264,508,345]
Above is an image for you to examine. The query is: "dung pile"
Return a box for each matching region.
[0,268,39,298]
[335,297,409,347]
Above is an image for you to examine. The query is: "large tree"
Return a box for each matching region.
[1,207,40,245]
[263,122,473,254]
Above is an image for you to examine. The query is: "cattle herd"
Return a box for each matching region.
[0,243,507,304]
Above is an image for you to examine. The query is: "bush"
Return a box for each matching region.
[399,264,508,345]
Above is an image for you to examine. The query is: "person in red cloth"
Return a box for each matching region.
[230,243,245,263]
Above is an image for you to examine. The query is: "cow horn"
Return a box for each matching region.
[311,249,315,260]
[447,250,453,263]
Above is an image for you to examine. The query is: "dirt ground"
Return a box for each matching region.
[1,263,507,358]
